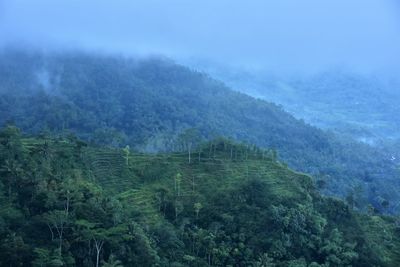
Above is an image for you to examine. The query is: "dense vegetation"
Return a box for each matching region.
[280,73,400,142]
[0,49,399,213]
[199,65,400,143]
[1,126,400,266]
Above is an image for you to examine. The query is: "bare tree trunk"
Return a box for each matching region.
[94,239,104,267]
[47,223,54,241]
[188,144,191,164]
[54,224,64,255]
[59,229,63,254]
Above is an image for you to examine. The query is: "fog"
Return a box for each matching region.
[0,0,400,74]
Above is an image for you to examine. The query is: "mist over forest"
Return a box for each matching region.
[1,1,400,266]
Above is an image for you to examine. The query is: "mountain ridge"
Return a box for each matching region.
[0,49,399,212]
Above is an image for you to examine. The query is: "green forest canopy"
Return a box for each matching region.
[1,126,400,266]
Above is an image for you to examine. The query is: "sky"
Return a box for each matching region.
[0,0,399,74]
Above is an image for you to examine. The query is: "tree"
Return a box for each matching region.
[194,202,202,220]
[122,145,130,166]
[32,248,51,267]
[75,220,126,267]
[175,173,182,197]
[381,199,390,211]
[32,248,64,267]
[319,228,358,266]
[175,200,184,220]
[254,253,275,267]
[178,128,201,164]
[43,178,79,256]
[101,254,123,267]
[0,126,25,200]
[0,232,30,266]
[2,158,23,199]
[155,187,169,216]
[75,220,105,267]
[44,210,70,255]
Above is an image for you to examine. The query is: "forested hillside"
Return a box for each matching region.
[192,63,400,143]
[1,126,400,266]
[276,73,400,142]
[0,49,399,213]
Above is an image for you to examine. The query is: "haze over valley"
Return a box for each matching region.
[1,1,400,266]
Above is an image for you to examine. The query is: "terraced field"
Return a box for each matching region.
[15,138,318,227]
[60,141,313,225]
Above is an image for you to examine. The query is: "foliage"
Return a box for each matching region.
[0,49,398,212]
[0,127,400,266]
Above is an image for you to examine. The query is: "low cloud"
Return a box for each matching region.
[0,0,399,74]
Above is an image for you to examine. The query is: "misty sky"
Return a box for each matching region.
[0,0,399,74]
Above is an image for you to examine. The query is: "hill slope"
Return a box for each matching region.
[190,62,400,143]
[1,127,400,266]
[0,49,399,212]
